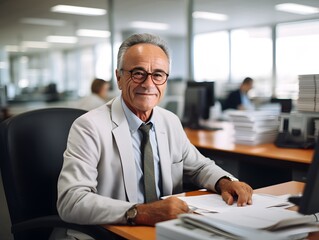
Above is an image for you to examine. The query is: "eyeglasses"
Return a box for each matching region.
[121,68,169,85]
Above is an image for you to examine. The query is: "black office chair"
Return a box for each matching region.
[0,108,116,240]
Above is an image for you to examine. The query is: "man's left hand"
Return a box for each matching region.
[217,178,253,206]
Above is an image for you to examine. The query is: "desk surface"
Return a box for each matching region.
[184,121,314,164]
[104,181,319,240]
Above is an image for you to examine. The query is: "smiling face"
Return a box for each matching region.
[116,43,169,122]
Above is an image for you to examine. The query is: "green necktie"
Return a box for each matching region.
[139,123,158,203]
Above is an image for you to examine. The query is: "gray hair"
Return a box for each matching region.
[117,33,171,70]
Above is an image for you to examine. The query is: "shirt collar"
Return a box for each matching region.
[121,97,155,133]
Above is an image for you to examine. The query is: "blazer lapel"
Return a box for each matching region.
[111,97,138,203]
[154,109,173,196]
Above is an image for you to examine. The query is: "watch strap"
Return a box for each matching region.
[126,204,138,225]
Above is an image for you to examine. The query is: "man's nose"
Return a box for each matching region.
[142,74,155,86]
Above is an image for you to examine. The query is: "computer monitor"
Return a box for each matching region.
[270,98,292,113]
[289,136,319,214]
[182,81,221,131]
[186,81,215,119]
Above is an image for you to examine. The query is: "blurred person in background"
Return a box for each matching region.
[78,78,110,110]
[223,77,254,111]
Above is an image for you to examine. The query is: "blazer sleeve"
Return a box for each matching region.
[57,110,133,225]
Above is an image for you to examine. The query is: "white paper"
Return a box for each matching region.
[178,193,293,213]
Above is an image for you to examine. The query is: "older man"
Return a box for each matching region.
[57,33,252,238]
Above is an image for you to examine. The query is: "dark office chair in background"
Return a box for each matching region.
[0,108,115,240]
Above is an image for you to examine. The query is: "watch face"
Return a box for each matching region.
[127,207,137,218]
[126,205,138,225]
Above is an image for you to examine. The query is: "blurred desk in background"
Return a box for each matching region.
[184,121,313,189]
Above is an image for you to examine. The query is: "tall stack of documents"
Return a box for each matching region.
[297,74,319,112]
[228,110,280,145]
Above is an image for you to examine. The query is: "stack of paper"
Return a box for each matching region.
[157,193,319,240]
[297,74,319,112]
[157,217,290,240]
[228,110,280,145]
[175,210,319,240]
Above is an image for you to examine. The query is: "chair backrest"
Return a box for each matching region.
[0,108,86,226]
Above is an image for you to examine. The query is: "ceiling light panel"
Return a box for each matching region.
[76,29,110,38]
[5,45,20,52]
[51,5,106,16]
[275,3,319,15]
[46,36,78,44]
[21,18,66,26]
[130,21,169,30]
[193,11,228,21]
[21,41,50,49]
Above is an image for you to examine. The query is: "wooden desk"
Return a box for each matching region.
[184,122,314,188]
[104,181,319,240]
[184,122,313,164]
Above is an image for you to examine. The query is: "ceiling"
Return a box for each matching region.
[0,0,319,55]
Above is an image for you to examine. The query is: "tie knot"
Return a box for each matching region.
[139,123,152,135]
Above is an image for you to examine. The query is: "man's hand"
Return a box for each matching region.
[217,178,253,206]
[134,197,189,226]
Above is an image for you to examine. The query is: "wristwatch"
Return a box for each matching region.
[215,175,239,193]
[125,204,138,225]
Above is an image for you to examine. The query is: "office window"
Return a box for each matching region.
[95,43,112,81]
[11,56,30,95]
[276,20,319,99]
[10,54,53,97]
[48,51,65,93]
[194,31,229,82]
[194,31,229,97]
[230,27,272,98]
[79,47,94,97]
[65,50,80,94]
[65,47,95,97]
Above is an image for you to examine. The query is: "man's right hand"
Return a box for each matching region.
[134,196,189,226]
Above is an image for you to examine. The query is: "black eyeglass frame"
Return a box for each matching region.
[121,68,169,85]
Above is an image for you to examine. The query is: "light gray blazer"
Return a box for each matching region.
[57,96,230,225]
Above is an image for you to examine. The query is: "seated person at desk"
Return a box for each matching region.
[223,77,254,110]
[57,33,252,239]
[78,78,110,110]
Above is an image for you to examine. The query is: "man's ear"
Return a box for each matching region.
[115,69,122,90]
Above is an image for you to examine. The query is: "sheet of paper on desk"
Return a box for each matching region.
[178,193,293,213]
